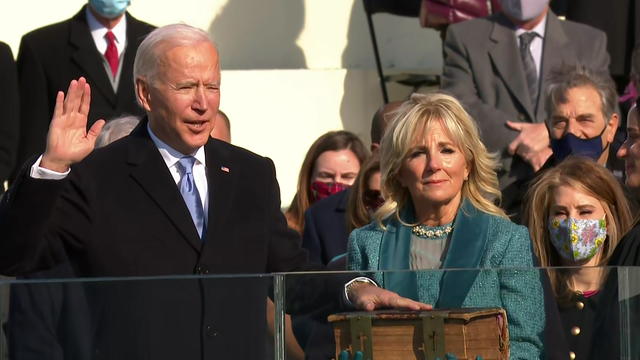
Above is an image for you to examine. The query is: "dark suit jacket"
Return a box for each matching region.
[301,189,351,265]
[591,223,640,358]
[0,121,328,359]
[14,6,155,175]
[8,261,92,360]
[442,11,609,192]
[0,42,19,188]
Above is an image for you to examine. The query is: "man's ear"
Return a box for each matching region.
[135,77,152,112]
[606,113,620,143]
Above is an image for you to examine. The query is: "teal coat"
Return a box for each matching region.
[347,200,544,359]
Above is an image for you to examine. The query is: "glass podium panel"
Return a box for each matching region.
[0,266,638,359]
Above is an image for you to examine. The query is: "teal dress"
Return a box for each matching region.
[347,199,544,359]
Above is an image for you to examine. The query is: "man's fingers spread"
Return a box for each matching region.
[87,119,106,141]
[63,80,78,114]
[53,91,65,120]
[64,78,88,115]
[79,83,91,116]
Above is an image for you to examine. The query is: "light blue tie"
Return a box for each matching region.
[177,156,205,239]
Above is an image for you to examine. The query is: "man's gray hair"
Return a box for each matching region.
[546,64,618,121]
[95,115,141,148]
[133,23,215,84]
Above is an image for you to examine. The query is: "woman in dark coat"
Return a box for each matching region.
[524,157,633,360]
[591,100,640,358]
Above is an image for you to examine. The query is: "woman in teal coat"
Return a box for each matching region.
[347,93,544,359]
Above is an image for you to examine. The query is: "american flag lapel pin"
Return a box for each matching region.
[220,166,230,173]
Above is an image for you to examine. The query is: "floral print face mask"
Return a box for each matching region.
[548,217,607,262]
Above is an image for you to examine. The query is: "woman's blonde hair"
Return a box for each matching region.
[375,92,505,225]
[523,157,633,302]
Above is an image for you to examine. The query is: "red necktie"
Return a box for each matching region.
[104,31,119,77]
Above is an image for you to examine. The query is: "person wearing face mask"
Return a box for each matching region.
[543,65,621,172]
[611,100,640,264]
[13,0,154,180]
[441,0,610,218]
[279,131,366,359]
[524,157,632,360]
[285,131,368,235]
[293,157,382,360]
[300,102,399,267]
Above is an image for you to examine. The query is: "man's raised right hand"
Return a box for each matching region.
[41,77,105,173]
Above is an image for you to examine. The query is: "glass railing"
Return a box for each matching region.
[0,266,638,359]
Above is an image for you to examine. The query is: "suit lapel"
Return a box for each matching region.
[116,13,146,105]
[437,200,491,308]
[379,208,419,300]
[203,140,238,246]
[488,14,535,121]
[127,122,203,252]
[69,6,117,107]
[537,12,575,122]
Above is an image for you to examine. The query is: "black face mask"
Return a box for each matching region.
[550,126,608,162]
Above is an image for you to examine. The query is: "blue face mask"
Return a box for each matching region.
[550,128,608,162]
[89,0,131,19]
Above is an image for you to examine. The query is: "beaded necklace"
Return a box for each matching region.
[411,222,453,240]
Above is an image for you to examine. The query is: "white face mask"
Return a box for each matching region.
[499,0,549,21]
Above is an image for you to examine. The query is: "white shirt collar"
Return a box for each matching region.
[515,13,547,39]
[86,6,127,56]
[147,123,207,169]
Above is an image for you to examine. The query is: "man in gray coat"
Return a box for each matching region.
[441,0,609,214]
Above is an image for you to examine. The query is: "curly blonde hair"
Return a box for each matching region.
[374,93,505,226]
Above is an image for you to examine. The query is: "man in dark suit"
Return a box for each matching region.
[441,0,610,214]
[0,24,425,359]
[0,42,19,193]
[14,1,155,177]
[2,23,310,359]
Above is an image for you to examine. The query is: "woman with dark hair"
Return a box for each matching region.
[285,130,368,233]
[523,157,632,359]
